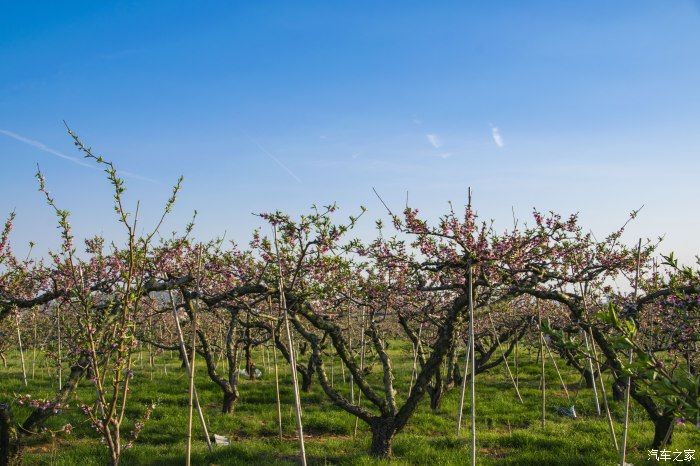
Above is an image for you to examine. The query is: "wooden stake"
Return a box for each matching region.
[56,304,62,391]
[353,308,366,436]
[543,337,570,402]
[273,225,307,466]
[620,239,642,466]
[487,312,522,403]
[581,283,618,451]
[514,340,518,391]
[583,330,601,415]
[457,336,471,435]
[168,289,212,455]
[589,328,619,451]
[269,297,283,441]
[15,311,27,387]
[31,308,37,380]
[539,306,546,428]
[347,310,354,404]
[186,245,204,466]
[467,262,476,466]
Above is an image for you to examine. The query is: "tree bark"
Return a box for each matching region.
[369,418,395,459]
[652,414,675,449]
[0,403,20,466]
[222,391,237,414]
[429,385,444,411]
[296,353,315,392]
[612,377,625,402]
[21,351,89,434]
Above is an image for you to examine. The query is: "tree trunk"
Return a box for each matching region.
[612,378,625,402]
[301,369,313,392]
[222,391,237,414]
[429,385,444,411]
[652,414,675,449]
[300,355,315,392]
[0,403,20,466]
[244,321,255,380]
[22,351,90,434]
[369,418,395,459]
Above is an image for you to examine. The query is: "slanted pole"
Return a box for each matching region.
[583,330,601,415]
[269,297,283,441]
[468,263,476,466]
[273,225,307,466]
[538,306,546,428]
[620,239,642,466]
[186,246,205,466]
[14,312,27,387]
[487,312,522,403]
[456,335,471,435]
[353,308,367,436]
[168,289,212,455]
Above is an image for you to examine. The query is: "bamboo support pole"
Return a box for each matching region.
[620,239,642,466]
[168,289,213,455]
[539,307,546,428]
[273,225,307,466]
[15,311,27,387]
[457,337,471,435]
[487,312,522,403]
[269,297,284,441]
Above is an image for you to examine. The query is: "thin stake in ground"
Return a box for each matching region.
[273,225,307,466]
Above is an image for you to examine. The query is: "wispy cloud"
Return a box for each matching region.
[119,170,160,184]
[250,138,303,183]
[0,129,94,168]
[426,133,442,148]
[431,152,452,159]
[491,125,504,148]
[0,129,159,183]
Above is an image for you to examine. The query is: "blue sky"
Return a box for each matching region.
[1,1,699,262]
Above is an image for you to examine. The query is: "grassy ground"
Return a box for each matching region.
[1,341,697,465]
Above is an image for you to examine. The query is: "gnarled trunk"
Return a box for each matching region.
[369,418,395,459]
[429,386,444,411]
[583,368,595,389]
[1,403,20,466]
[22,351,90,434]
[300,355,315,392]
[652,414,675,449]
[222,391,237,414]
[612,378,625,402]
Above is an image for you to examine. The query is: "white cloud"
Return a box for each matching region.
[426,133,442,148]
[431,152,452,159]
[491,125,504,148]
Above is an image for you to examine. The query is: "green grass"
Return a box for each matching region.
[1,341,697,465]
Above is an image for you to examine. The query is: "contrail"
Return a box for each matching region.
[0,129,159,183]
[119,170,160,184]
[0,129,95,168]
[250,138,302,183]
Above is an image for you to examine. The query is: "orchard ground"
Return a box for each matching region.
[1,341,697,465]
